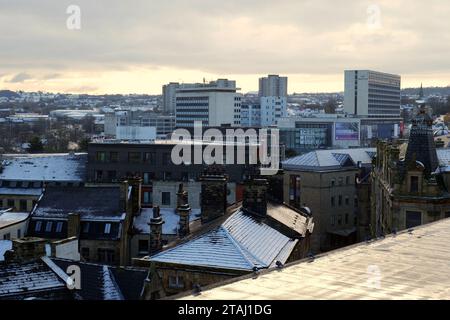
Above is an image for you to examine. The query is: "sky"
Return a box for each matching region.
[1,0,450,94]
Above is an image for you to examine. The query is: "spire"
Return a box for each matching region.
[404,104,438,176]
[419,83,424,99]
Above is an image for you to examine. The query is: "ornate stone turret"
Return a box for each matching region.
[177,184,191,237]
[404,105,439,177]
[148,206,164,255]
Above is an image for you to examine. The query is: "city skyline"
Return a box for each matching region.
[1,0,450,94]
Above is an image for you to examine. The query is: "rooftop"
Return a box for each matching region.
[0,210,29,230]
[180,218,450,300]
[282,148,376,171]
[33,186,124,220]
[147,204,312,272]
[0,153,86,182]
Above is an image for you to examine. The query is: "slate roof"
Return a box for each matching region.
[33,186,124,220]
[282,148,376,171]
[0,153,86,182]
[133,208,202,235]
[148,207,306,272]
[52,259,147,300]
[0,211,29,230]
[0,259,67,298]
[182,218,450,300]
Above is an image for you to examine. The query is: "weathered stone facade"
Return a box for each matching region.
[371,106,450,236]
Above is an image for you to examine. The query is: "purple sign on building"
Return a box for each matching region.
[335,122,359,140]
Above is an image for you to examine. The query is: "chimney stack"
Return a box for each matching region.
[199,165,228,223]
[67,212,81,238]
[148,206,164,255]
[177,184,191,237]
[5,238,47,263]
[128,176,142,215]
[119,180,130,212]
[242,178,269,217]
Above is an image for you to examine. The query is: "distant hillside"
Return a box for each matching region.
[0,90,19,98]
[402,86,450,96]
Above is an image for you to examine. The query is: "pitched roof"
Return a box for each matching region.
[282,148,376,171]
[0,210,29,230]
[148,209,301,272]
[51,259,147,300]
[180,218,450,300]
[0,153,86,182]
[33,186,124,220]
[0,259,67,298]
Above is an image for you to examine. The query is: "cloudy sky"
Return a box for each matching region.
[1,0,450,94]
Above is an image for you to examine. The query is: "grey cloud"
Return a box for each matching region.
[6,72,32,83]
[0,1,449,78]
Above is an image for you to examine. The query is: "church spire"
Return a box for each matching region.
[419,83,424,99]
[405,104,438,177]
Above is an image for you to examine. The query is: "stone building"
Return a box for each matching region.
[371,106,450,236]
[282,148,375,253]
[136,169,314,299]
[26,178,141,266]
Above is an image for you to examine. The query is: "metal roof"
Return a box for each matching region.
[181,218,450,300]
[282,148,376,171]
[149,209,300,271]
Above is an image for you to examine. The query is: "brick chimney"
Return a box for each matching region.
[119,180,130,212]
[5,238,47,263]
[199,165,228,223]
[176,184,191,237]
[242,178,269,217]
[148,206,164,255]
[67,212,81,238]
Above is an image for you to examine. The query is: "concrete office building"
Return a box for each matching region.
[278,115,361,154]
[162,82,180,114]
[175,79,242,128]
[104,110,175,139]
[240,103,261,127]
[344,70,401,118]
[258,75,288,97]
[260,96,287,126]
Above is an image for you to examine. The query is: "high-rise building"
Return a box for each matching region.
[258,75,288,97]
[344,70,401,118]
[162,82,180,114]
[175,79,241,128]
[260,96,287,126]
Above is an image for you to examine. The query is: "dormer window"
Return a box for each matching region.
[410,176,419,193]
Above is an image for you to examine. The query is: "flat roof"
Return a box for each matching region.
[179,218,450,300]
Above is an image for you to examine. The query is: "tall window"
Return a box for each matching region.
[410,176,419,193]
[162,192,171,206]
[128,152,141,163]
[96,152,107,162]
[289,175,301,208]
[143,152,155,164]
[110,152,119,163]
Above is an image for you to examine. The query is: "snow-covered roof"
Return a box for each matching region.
[33,186,124,220]
[133,208,201,235]
[0,240,12,262]
[0,187,43,196]
[0,211,29,229]
[282,148,376,171]
[149,208,300,271]
[0,153,86,182]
